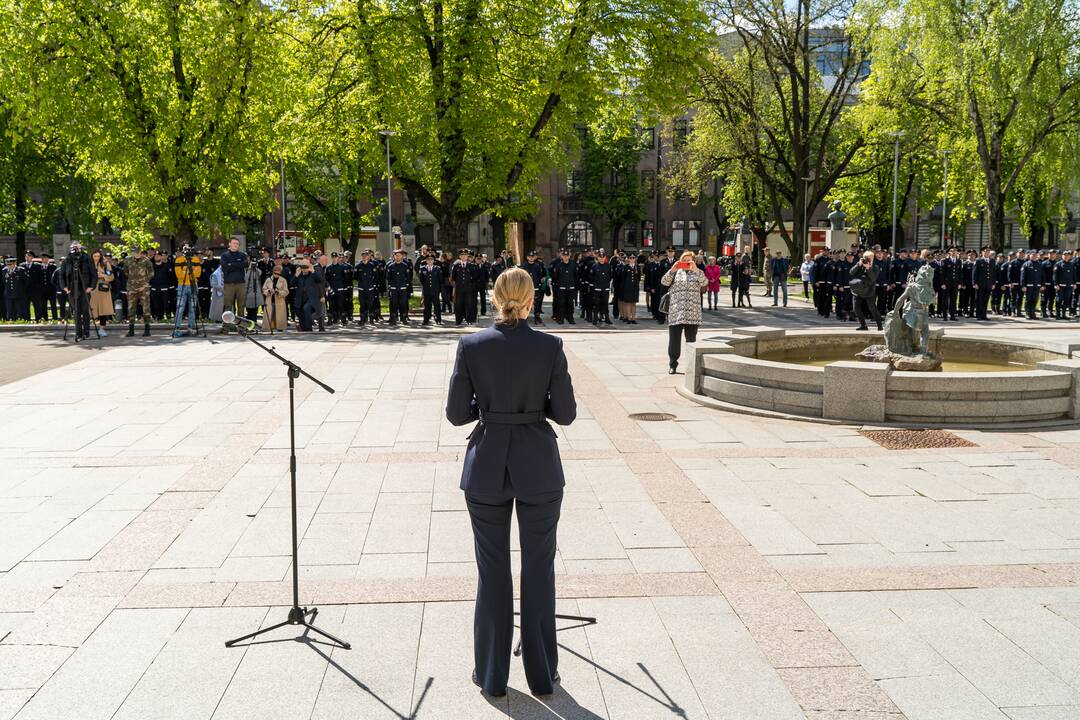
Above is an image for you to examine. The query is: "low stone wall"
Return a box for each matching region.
[681,326,1080,427]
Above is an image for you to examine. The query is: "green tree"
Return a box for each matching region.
[578,122,647,248]
[294,0,706,248]
[692,0,873,257]
[867,0,1080,251]
[8,0,286,248]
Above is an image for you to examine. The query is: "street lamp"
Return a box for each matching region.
[802,172,816,253]
[888,131,903,250]
[379,130,396,250]
[939,149,952,251]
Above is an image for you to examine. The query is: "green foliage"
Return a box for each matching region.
[863,0,1080,250]
[6,0,287,246]
[577,115,648,245]
[290,0,708,245]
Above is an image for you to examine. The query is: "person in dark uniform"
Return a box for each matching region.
[3,257,29,321]
[655,248,675,323]
[354,250,379,325]
[440,251,455,314]
[1054,250,1074,320]
[477,254,491,316]
[549,248,577,324]
[1021,252,1042,320]
[22,251,46,321]
[52,256,68,322]
[643,251,659,320]
[972,247,993,321]
[418,253,443,325]
[1008,250,1025,317]
[1040,250,1056,319]
[522,250,546,325]
[939,247,962,320]
[324,253,348,326]
[613,251,641,323]
[589,249,613,325]
[813,250,832,317]
[889,248,909,309]
[451,249,475,326]
[873,249,890,317]
[445,266,576,699]
[373,251,387,322]
[577,249,594,321]
[991,252,1007,315]
[385,249,412,325]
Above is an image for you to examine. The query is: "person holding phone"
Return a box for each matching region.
[661,250,708,374]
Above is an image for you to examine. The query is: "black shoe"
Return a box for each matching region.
[856,326,868,331]
[530,672,561,697]
[143,325,151,337]
[472,670,506,698]
[604,319,612,325]
[669,364,677,374]
[126,325,135,337]
[568,318,575,325]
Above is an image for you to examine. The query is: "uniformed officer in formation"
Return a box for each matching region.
[325,252,350,326]
[354,249,380,325]
[418,252,443,325]
[124,247,154,337]
[521,249,547,325]
[3,256,29,321]
[588,248,613,325]
[384,248,413,325]
[450,248,475,326]
[548,248,577,324]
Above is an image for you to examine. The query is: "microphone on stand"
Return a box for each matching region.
[221,310,257,332]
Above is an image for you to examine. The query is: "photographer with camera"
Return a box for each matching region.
[849,250,883,331]
[172,246,202,337]
[61,242,96,340]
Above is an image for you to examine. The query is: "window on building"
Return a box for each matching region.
[672,220,685,246]
[688,220,701,247]
[567,170,583,195]
[673,118,689,147]
[643,127,656,149]
[641,170,655,199]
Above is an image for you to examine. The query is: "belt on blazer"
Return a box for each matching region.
[478,410,546,425]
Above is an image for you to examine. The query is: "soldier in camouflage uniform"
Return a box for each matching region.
[125,247,153,337]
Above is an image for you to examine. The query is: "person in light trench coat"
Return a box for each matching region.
[262,266,289,331]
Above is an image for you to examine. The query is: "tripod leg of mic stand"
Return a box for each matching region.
[513,612,598,657]
[224,618,293,648]
[299,619,352,650]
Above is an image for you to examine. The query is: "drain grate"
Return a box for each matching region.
[859,429,976,450]
[629,412,677,422]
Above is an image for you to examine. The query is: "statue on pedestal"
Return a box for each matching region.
[827,201,846,231]
[856,264,943,371]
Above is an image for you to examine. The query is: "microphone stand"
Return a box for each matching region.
[224,323,350,650]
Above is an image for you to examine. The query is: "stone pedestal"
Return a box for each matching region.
[825,228,847,251]
[823,361,890,423]
[1036,359,1080,419]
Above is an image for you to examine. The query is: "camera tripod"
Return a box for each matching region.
[62,255,88,343]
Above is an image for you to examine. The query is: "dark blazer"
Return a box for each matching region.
[446,322,576,496]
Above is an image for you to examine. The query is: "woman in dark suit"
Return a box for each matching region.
[446,266,576,698]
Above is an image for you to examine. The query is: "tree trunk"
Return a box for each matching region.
[345,191,362,256]
[439,212,471,251]
[490,216,506,253]
[986,184,1007,253]
[175,218,196,251]
[611,221,622,251]
[14,182,27,259]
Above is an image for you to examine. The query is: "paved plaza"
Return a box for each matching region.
[2,304,1080,719]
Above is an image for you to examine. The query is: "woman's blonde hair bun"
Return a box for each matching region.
[492,266,534,325]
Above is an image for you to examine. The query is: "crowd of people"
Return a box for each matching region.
[804,245,1080,324]
[3,239,1074,340]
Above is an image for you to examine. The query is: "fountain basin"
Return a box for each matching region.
[680,327,1080,426]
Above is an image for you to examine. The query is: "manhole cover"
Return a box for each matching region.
[629,412,676,422]
[859,429,976,450]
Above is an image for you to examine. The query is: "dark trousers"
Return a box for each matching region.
[465,490,562,696]
[974,287,990,319]
[358,288,378,323]
[592,290,610,323]
[1025,286,1039,318]
[1012,286,1025,316]
[855,296,882,329]
[422,291,441,323]
[667,323,698,368]
[1056,287,1072,319]
[552,288,574,321]
[533,289,544,321]
[69,291,91,338]
[56,291,67,321]
[454,289,475,324]
[29,292,46,321]
[1042,287,1055,317]
[441,285,453,312]
[388,289,410,323]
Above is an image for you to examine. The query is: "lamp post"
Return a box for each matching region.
[279,158,287,252]
[802,171,816,254]
[889,132,903,250]
[379,130,396,250]
[940,149,952,250]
